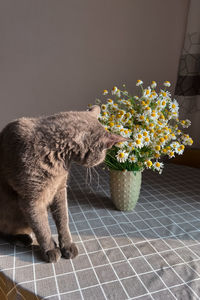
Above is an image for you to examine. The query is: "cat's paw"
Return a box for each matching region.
[60,243,78,259]
[44,247,61,263]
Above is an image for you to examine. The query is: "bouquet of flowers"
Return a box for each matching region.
[96,80,193,174]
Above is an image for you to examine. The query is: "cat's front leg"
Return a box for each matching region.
[50,187,78,259]
[21,200,61,263]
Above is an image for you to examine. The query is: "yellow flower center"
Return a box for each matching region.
[172,104,176,109]
[154,153,160,158]
[143,132,148,137]
[189,139,193,144]
[160,137,165,143]
[147,160,152,167]
[138,134,142,139]
[119,153,125,158]
[145,137,149,142]
[156,162,160,167]
[155,145,160,151]
[136,139,141,144]
[109,122,115,127]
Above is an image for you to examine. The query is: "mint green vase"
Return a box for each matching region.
[109,170,142,211]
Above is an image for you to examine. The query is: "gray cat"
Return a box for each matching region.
[0,106,125,262]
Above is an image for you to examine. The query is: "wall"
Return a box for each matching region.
[0,0,189,129]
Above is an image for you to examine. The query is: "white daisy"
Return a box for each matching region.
[113,124,123,132]
[111,86,118,95]
[153,161,164,174]
[168,151,175,159]
[120,128,132,138]
[163,81,171,87]
[133,138,144,149]
[180,119,191,128]
[107,99,114,105]
[160,90,171,98]
[128,154,137,163]
[143,136,151,146]
[150,110,159,121]
[103,90,108,95]
[101,104,107,111]
[170,141,180,153]
[127,141,135,151]
[149,90,158,100]
[145,160,153,169]
[136,80,143,86]
[116,150,129,163]
[151,81,157,89]
[137,114,146,123]
[116,89,121,97]
[169,99,179,113]
[143,87,151,98]
[176,147,184,155]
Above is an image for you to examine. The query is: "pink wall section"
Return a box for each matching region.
[0,0,189,129]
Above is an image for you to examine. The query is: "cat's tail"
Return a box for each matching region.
[0,232,33,247]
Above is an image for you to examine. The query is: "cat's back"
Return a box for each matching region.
[0,117,36,150]
[0,117,37,172]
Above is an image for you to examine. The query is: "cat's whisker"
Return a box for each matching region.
[91,166,100,190]
[86,167,92,186]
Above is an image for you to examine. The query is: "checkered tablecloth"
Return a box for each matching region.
[0,163,200,300]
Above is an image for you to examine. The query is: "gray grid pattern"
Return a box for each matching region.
[0,163,200,300]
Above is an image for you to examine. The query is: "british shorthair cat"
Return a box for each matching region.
[0,106,125,262]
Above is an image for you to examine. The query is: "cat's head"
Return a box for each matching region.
[72,106,128,167]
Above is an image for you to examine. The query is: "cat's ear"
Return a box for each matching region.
[88,105,101,118]
[103,133,128,149]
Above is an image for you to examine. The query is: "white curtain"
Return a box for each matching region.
[175,0,200,148]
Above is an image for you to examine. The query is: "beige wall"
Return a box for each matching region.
[0,0,189,130]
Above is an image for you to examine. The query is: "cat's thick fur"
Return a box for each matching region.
[0,106,125,262]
